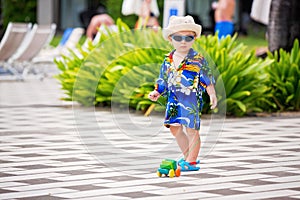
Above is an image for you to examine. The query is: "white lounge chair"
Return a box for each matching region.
[33,27,85,61]
[8,23,57,80]
[0,22,32,78]
[10,23,56,62]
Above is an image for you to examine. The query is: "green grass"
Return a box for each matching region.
[236,22,268,51]
[236,34,268,54]
[50,37,61,47]
[50,35,87,47]
[237,35,267,47]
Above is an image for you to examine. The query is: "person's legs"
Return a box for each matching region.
[185,127,200,163]
[170,125,189,159]
[170,125,200,163]
[174,127,201,171]
[215,21,234,39]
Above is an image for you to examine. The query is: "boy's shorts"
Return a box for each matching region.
[215,21,234,39]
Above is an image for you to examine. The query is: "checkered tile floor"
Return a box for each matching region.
[1,78,300,199]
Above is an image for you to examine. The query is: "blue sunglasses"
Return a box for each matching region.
[171,35,195,42]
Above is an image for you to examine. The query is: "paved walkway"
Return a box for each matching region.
[0,77,300,200]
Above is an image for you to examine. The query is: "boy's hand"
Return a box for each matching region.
[206,84,217,109]
[148,90,160,101]
[209,93,217,109]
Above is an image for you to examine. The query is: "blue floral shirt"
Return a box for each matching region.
[155,48,214,130]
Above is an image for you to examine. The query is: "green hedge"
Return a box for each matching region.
[1,0,36,27]
[266,40,300,111]
[55,19,300,116]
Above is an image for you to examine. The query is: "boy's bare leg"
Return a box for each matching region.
[170,125,189,159]
[186,127,200,163]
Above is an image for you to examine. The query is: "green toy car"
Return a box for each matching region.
[157,159,181,178]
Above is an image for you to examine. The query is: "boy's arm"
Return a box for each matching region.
[206,84,217,109]
[149,59,167,101]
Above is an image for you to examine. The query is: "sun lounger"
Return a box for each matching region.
[0,22,32,78]
[7,23,57,80]
[10,23,56,62]
[34,27,85,60]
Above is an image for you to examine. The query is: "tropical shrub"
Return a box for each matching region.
[56,19,290,116]
[194,34,275,116]
[265,39,300,111]
[55,19,171,109]
[55,19,131,105]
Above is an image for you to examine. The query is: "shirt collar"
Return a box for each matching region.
[165,48,196,59]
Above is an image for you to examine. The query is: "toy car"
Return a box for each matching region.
[157,159,181,178]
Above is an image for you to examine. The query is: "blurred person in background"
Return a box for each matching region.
[85,0,160,40]
[251,0,300,54]
[121,0,160,29]
[80,2,115,40]
[86,13,114,40]
[213,0,236,39]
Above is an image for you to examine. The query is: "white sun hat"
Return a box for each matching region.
[163,15,202,40]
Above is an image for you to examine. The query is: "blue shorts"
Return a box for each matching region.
[215,21,234,39]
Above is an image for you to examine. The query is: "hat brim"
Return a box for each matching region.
[163,24,202,40]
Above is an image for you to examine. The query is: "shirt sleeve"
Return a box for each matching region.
[199,58,215,91]
[155,59,168,95]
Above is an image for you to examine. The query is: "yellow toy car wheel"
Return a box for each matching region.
[157,171,162,177]
[169,169,175,178]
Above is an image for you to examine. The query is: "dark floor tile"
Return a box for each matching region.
[233,179,275,186]
[242,144,269,148]
[62,170,96,175]
[262,140,284,143]
[206,188,249,195]
[13,144,41,148]
[152,182,193,188]
[53,157,87,162]
[13,153,44,158]
[117,191,160,198]
[49,148,76,152]
[19,178,58,185]
[0,172,15,177]
[17,195,65,200]
[184,173,221,179]
[0,188,14,193]
[262,197,300,200]
[218,166,251,171]
[19,164,51,170]
[285,165,300,168]
[65,184,107,191]
[241,159,274,164]
[108,175,143,181]
[265,171,300,177]
[285,148,300,152]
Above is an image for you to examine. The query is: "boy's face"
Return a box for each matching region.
[168,31,196,53]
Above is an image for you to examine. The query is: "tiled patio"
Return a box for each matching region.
[0,78,300,200]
